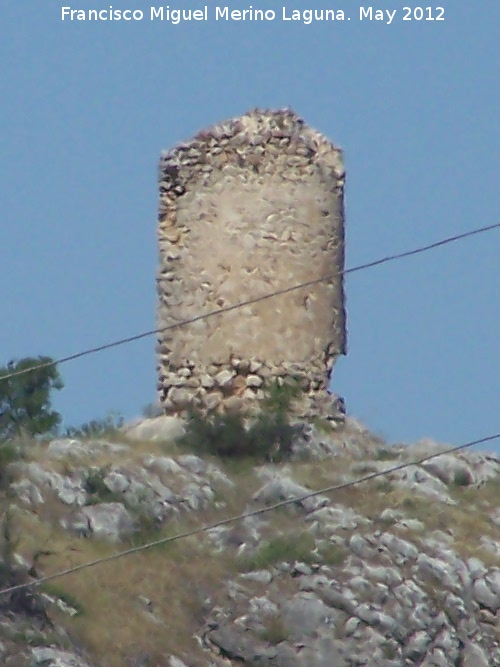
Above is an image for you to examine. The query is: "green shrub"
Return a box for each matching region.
[320,543,347,566]
[261,377,302,414]
[310,416,335,434]
[453,469,472,487]
[83,467,122,504]
[0,509,20,587]
[179,404,294,462]
[0,440,21,487]
[375,448,396,461]
[241,533,316,571]
[0,356,63,442]
[374,479,393,493]
[179,379,301,462]
[65,411,124,439]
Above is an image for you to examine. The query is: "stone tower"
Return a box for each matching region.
[156,108,346,422]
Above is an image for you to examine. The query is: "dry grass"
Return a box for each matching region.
[289,456,354,490]
[264,458,500,568]
[352,482,500,566]
[27,435,174,472]
[1,432,283,666]
[64,541,227,666]
[3,427,499,665]
[258,614,288,644]
[8,503,232,667]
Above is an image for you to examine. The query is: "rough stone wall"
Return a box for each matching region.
[157,108,346,420]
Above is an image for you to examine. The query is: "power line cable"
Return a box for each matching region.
[1,223,498,592]
[0,430,498,598]
[2,221,499,383]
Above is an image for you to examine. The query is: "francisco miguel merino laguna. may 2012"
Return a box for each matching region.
[61,6,446,23]
[61,6,350,24]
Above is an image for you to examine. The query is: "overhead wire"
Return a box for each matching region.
[0,431,498,598]
[0,221,499,596]
[1,221,499,383]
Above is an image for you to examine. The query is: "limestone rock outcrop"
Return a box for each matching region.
[1,416,499,666]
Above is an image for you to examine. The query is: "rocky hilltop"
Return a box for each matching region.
[0,416,499,667]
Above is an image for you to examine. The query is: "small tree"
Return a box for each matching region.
[0,356,63,442]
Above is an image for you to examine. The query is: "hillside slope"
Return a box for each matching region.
[0,416,499,667]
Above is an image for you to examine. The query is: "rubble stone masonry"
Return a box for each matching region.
[157,108,346,421]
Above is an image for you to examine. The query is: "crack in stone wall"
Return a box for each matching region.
[156,108,347,420]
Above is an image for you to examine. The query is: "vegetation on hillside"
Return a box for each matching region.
[0,356,302,464]
[179,377,302,462]
[0,356,63,442]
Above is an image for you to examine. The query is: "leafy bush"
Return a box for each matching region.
[320,543,347,566]
[65,411,124,439]
[83,466,123,504]
[0,441,21,488]
[0,509,19,580]
[241,533,316,571]
[0,356,63,442]
[180,410,296,462]
[375,448,397,461]
[179,379,301,462]
[260,377,302,414]
[452,469,472,487]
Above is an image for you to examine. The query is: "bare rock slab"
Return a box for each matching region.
[123,416,186,442]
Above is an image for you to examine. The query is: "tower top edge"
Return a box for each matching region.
[159,108,343,165]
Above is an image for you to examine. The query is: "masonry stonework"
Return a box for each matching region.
[156,108,347,422]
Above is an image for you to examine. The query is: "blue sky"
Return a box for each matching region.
[1,1,499,451]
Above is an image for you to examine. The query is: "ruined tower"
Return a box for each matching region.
[156,108,346,421]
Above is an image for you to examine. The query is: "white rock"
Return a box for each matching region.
[392,465,455,504]
[177,454,206,474]
[248,596,279,616]
[253,476,329,513]
[47,438,86,459]
[467,557,487,579]
[348,534,374,559]
[246,374,263,388]
[240,570,273,585]
[461,640,490,667]
[205,391,223,410]
[80,502,135,542]
[404,630,431,660]
[10,479,44,506]
[415,553,459,589]
[397,518,425,532]
[167,387,193,409]
[378,508,403,523]
[31,647,91,667]
[200,374,215,388]
[168,657,189,667]
[422,454,474,485]
[306,505,367,532]
[485,568,500,595]
[472,577,500,611]
[214,369,235,388]
[103,470,130,494]
[123,416,186,442]
[143,455,183,475]
[344,616,360,636]
[249,360,262,373]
